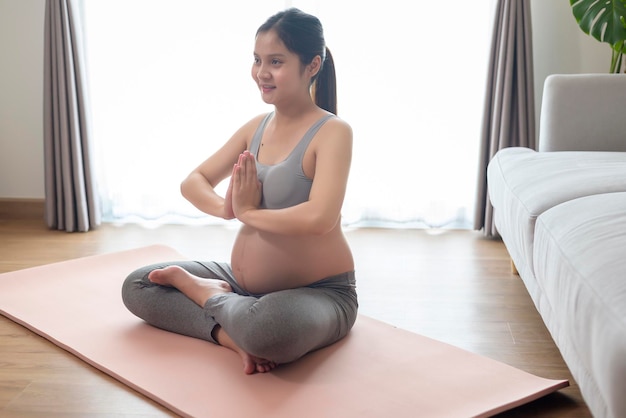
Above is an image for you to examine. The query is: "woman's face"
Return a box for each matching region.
[252,30,312,106]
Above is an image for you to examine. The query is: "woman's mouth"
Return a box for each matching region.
[260,85,275,93]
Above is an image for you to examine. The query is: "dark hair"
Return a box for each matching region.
[257,8,337,115]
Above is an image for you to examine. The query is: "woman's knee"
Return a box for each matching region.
[239,328,306,364]
[236,309,327,363]
[120,264,156,314]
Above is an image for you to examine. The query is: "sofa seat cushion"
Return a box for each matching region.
[533,192,626,418]
[487,147,626,288]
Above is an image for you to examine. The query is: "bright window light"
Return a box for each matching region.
[82,1,493,228]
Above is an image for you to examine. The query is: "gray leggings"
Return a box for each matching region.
[121,261,358,364]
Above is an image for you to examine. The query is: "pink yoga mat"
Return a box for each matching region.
[0,245,567,417]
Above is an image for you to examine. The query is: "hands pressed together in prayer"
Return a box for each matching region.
[224,151,262,220]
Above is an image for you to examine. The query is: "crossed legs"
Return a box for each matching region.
[122,262,358,376]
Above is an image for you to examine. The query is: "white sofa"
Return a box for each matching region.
[487,74,626,418]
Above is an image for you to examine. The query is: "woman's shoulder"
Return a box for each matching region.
[308,114,352,161]
[240,112,273,131]
[327,114,352,132]
[319,114,352,141]
[228,112,273,146]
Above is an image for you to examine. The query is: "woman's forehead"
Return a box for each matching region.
[254,30,290,56]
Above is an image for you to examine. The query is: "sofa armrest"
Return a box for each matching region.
[538,74,626,152]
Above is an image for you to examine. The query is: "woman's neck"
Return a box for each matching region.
[273,102,321,125]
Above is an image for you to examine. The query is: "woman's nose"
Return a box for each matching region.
[257,66,270,79]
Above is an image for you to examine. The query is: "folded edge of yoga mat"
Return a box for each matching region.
[0,245,568,418]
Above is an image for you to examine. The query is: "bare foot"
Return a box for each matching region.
[148,266,232,307]
[214,326,278,375]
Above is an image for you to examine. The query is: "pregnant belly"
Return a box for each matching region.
[230,225,354,294]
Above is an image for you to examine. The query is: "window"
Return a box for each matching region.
[82,1,493,228]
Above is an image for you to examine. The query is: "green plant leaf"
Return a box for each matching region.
[571,0,626,48]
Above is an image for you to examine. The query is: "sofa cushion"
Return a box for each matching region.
[538,74,626,152]
[487,147,626,292]
[533,192,626,418]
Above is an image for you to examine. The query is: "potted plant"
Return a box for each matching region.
[570,0,626,73]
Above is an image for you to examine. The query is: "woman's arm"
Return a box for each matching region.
[180,116,263,219]
[233,119,353,235]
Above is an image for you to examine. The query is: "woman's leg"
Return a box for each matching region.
[206,272,358,364]
[121,260,237,343]
[134,263,278,374]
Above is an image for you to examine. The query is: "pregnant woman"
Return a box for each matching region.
[122,7,358,375]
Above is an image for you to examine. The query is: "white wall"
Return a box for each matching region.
[0,0,45,199]
[0,0,615,200]
[531,0,609,128]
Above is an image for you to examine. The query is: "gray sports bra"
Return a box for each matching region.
[250,112,335,209]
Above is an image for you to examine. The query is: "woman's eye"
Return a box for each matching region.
[272,59,281,65]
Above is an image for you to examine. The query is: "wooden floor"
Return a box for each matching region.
[0,216,592,417]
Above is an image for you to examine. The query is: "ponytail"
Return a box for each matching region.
[313,47,337,115]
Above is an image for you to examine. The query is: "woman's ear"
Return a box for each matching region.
[308,55,322,78]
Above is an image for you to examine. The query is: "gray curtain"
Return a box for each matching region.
[43,0,100,232]
[474,0,535,237]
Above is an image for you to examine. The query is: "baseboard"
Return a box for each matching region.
[0,198,45,220]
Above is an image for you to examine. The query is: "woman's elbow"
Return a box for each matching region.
[180,177,191,200]
[180,173,199,201]
[306,212,340,236]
